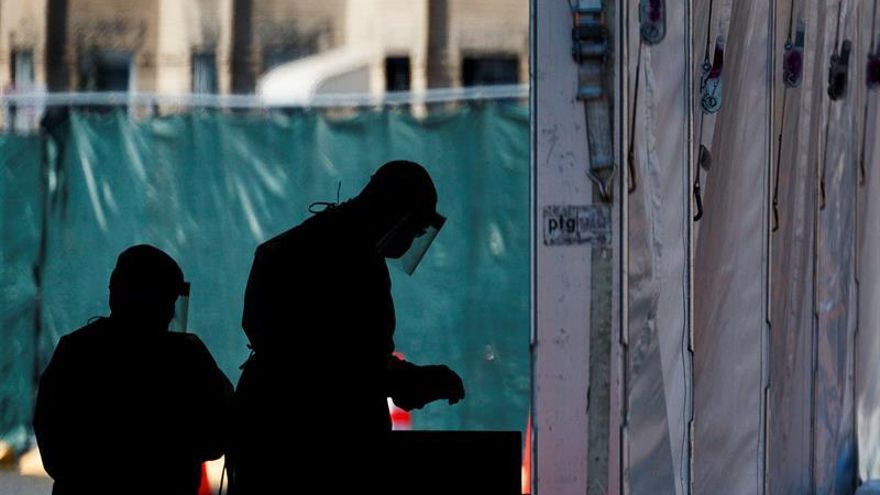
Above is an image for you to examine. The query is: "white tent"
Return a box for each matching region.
[533,0,880,493]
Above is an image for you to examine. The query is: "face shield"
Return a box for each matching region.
[170,281,191,332]
[379,211,446,275]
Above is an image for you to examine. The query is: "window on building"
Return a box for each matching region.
[263,44,313,72]
[79,51,133,92]
[7,50,35,132]
[11,50,35,90]
[462,56,519,86]
[385,57,411,92]
[192,52,218,94]
[77,51,133,113]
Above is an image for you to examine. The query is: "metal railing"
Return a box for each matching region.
[0,84,529,109]
[0,84,529,132]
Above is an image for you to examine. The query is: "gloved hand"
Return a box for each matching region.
[391,364,466,411]
[424,365,465,405]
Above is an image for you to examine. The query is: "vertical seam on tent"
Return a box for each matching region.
[852,13,860,484]
[762,1,778,493]
[679,5,691,481]
[759,0,776,494]
[685,0,696,491]
[853,0,871,483]
[703,0,715,60]
[618,2,631,493]
[810,2,830,485]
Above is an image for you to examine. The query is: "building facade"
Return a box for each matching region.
[0,0,528,126]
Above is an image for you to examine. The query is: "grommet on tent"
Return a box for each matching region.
[783,20,805,88]
[699,144,712,171]
[700,36,725,113]
[828,39,852,101]
[868,49,880,90]
[639,0,665,45]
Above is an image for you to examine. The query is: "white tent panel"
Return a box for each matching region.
[625,0,693,493]
[693,1,772,493]
[812,1,859,493]
[859,103,880,478]
[766,0,821,492]
[532,2,595,494]
[855,0,880,483]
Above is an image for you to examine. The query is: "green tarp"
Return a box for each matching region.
[0,134,44,450]
[0,103,529,449]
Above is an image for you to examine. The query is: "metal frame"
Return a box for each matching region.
[0,85,528,109]
[531,1,595,493]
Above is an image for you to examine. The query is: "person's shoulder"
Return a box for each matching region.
[45,318,111,366]
[258,213,337,258]
[162,332,214,361]
[161,333,225,376]
[163,331,207,349]
[257,221,309,254]
[61,318,112,346]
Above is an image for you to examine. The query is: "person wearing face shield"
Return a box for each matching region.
[229,160,465,493]
[33,245,234,495]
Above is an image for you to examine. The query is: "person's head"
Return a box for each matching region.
[108,244,185,331]
[355,160,445,260]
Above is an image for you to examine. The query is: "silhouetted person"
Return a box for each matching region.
[33,244,234,495]
[229,160,465,493]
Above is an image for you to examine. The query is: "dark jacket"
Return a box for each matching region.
[33,317,234,495]
[230,205,421,493]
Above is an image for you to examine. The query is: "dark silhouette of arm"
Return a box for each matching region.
[174,333,234,462]
[33,336,81,481]
[242,240,302,354]
[387,354,465,411]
